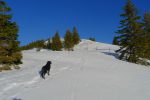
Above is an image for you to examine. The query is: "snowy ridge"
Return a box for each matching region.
[0,40,150,100]
[74,39,119,51]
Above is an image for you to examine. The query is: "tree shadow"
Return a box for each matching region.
[12,98,22,100]
[102,52,119,59]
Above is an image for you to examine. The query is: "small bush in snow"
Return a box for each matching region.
[0,67,2,72]
[1,65,11,71]
[14,65,21,70]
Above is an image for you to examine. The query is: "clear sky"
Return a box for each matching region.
[5,0,150,46]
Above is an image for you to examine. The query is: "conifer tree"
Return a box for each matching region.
[64,29,74,51]
[51,32,62,51]
[46,39,52,50]
[115,0,144,64]
[72,27,80,45]
[89,37,96,41]
[112,36,119,45]
[0,0,22,65]
[143,12,150,59]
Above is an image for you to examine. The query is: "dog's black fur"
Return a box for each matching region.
[40,61,52,79]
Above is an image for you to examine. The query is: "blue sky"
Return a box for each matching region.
[5,0,150,46]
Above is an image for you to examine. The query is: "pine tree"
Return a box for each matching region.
[112,36,119,45]
[89,37,96,41]
[64,29,74,51]
[46,39,52,50]
[51,32,62,51]
[0,0,22,65]
[143,12,150,59]
[72,27,80,45]
[115,0,144,64]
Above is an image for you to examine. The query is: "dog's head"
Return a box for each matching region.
[47,61,52,65]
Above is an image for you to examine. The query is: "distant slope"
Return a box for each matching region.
[74,39,119,51]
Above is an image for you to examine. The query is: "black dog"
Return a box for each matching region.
[40,61,52,79]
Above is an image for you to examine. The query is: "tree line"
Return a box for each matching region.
[20,27,81,51]
[113,0,150,65]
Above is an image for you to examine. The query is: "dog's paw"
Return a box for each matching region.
[41,76,45,79]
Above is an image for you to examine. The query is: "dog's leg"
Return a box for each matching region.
[47,70,50,75]
[43,73,46,79]
[41,72,45,79]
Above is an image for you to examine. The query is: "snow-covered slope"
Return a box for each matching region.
[0,40,150,100]
[74,39,119,51]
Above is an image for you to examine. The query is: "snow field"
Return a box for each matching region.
[0,40,150,100]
